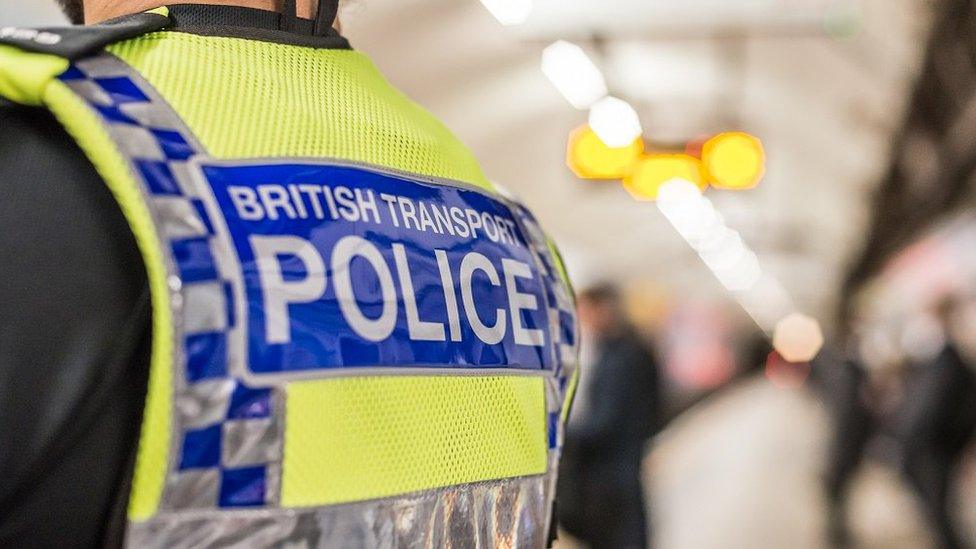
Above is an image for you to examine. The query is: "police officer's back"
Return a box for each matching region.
[0,2,578,547]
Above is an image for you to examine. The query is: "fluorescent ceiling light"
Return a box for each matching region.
[541,40,608,109]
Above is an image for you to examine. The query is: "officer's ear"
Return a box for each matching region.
[55,0,85,25]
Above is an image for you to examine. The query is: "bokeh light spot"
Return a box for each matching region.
[772,313,825,363]
[623,154,707,201]
[702,132,766,190]
[567,125,644,180]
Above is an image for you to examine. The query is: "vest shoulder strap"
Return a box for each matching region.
[0,8,169,61]
[0,9,168,106]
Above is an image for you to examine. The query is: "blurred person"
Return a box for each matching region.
[894,297,976,549]
[558,284,661,549]
[0,1,578,547]
[810,349,875,548]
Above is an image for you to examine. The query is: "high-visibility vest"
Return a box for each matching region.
[0,7,578,548]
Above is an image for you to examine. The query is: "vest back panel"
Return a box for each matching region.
[0,20,578,548]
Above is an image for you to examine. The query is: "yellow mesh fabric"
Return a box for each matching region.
[282,376,547,507]
[107,33,493,191]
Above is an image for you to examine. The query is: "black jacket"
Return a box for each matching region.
[0,95,150,547]
[897,344,976,456]
[566,328,661,459]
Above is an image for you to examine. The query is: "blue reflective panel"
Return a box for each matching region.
[94,105,138,125]
[94,76,150,103]
[185,332,228,382]
[559,310,576,346]
[179,425,222,470]
[59,65,86,81]
[136,160,181,196]
[201,162,555,376]
[226,383,272,420]
[548,412,559,449]
[171,237,219,283]
[219,466,267,507]
[149,129,194,160]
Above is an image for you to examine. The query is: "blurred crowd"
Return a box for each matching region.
[814,295,976,549]
[557,285,976,549]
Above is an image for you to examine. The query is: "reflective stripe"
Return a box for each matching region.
[126,474,550,549]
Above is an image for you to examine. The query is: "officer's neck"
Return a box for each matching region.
[84,0,319,24]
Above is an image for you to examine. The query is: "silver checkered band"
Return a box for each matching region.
[127,474,551,549]
[177,378,235,429]
[181,281,228,334]
[222,419,281,468]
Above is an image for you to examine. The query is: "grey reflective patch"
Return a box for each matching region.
[548,308,560,336]
[153,196,209,239]
[64,79,112,106]
[222,418,281,468]
[560,344,576,367]
[182,281,228,334]
[553,282,574,312]
[544,377,561,412]
[108,124,165,161]
[207,234,239,281]
[264,461,282,507]
[75,56,137,78]
[170,161,203,198]
[164,469,220,510]
[177,379,234,429]
[119,101,181,130]
[127,475,550,549]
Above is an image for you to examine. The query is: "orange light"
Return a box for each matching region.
[701,132,765,190]
[622,153,707,201]
[567,125,644,180]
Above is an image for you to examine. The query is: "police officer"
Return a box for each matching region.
[0,2,577,547]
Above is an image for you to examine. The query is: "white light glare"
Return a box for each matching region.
[738,274,795,331]
[657,178,762,293]
[657,179,709,241]
[588,96,643,147]
[541,40,608,110]
[479,0,533,26]
[714,250,762,292]
[657,177,703,203]
[700,234,746,272]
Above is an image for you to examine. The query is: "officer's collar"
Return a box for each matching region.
[165,3,351,50]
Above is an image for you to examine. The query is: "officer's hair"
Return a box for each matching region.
[56,0,85,25]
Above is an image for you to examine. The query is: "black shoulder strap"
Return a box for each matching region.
[314,0,340,36]
[0,11,170,61]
